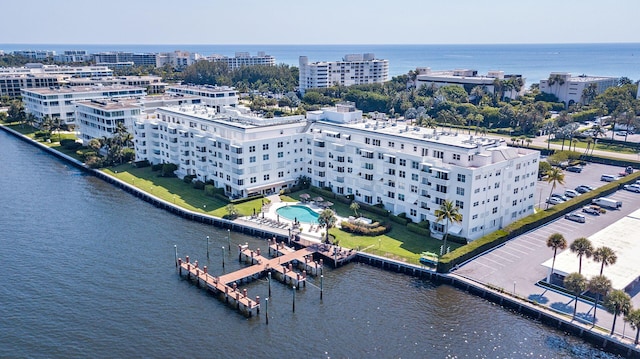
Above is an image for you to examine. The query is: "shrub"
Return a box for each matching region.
[122,148,135,162]
[85,156,103,168]
[63,142,82,150]
[151,163,163,171]
[76,149,97,161]
[340,221,391,236]
[204,184,217,197]
[161,163,178,177]
[193,180,205,190]
[183,174,196,183]
[134,160,150,168]
[60,139,75,147]
[389,214,409,225]
[408,223,430,236]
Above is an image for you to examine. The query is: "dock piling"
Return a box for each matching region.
[292,285,296,313]
[320,274,323,300]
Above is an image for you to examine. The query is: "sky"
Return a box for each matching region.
[2,0,640,45]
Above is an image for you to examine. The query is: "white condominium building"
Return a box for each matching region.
[65,75,166,94]
[414,68,526,99]
[75,99,142,144]
[134,104,538,241]
[205,52,275,70]
[539,72,618,105]
[22,85,146,126]
[166,84,238,111]
[298,53,389,94]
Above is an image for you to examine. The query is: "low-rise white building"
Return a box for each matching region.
[299,54,389,94]
[205,52,275,70]
[75,99,142,144]
[22,85,146,126]
[166,84,238,111]
[134,104,539,241]
[414,68,525,99]
[539,72,618,105]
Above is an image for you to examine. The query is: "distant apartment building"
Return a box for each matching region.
[12,50,55,60]
[65,75,166,94]
[75,99,142,144]
[21,85,146,126]
[539,72,618,105]
[205,52,275,70]
[93,52,158,67]
[156,51,201,69]
[165,84,238,111]
[53,50,93,63]
[133,103,538,241]
[414,68,526,99]
[298,53,389,94]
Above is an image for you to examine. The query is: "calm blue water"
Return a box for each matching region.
[0,128,623,358]
[2,43,640,84]
[276,205,319,224]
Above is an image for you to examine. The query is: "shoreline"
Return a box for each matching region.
[1,124,638,357]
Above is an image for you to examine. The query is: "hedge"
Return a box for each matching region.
[407,223,430,236]
[436,170,640,273]
[389,214,409,225]
[340,221,391,236]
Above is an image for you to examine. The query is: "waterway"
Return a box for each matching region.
[0,129,619,358]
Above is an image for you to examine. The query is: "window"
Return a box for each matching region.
[399,170,406,178]
[398,194,405,201]
[410,209,417,216]
[277,141,284,148]
[387,191,395,199]
[249,146,255,153]
[456,187,464,195]
[388,141,394,147]
[412,174,419,181]
[411,185,418,193]
[249,156,256,163]
[472,214,478,219]
[513,188,519,194]
[494,183,500,189]
[278,152,284,158]
[493,195,499,201]
[278,171,284,178]
[514,175,520,182]
[434,150,444,159]
[474,188,480,194]
[436,184,447,193]
[452,154,461,160]
[263,144,269,150]
[399,159,406,166]
[473,201,479,207]
[457,174,466,182]
[264,174,270,181]
[412,161,419,170]
[250,177,257,183]
[388,169,395,175]
[512,200,517,206]
[263,154,269,160]
[455,200,464,209]
[492,207,498,214]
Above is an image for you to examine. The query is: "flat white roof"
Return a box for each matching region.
[542,208,640,290]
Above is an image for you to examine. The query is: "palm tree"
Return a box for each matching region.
[317,209,337,244]
[624,308,640,344]
[604,289,632,335]
[583,137,594,157]
[349,201,360,218]
[564,272,587,319]
[435,200,462,257]
[588,275,612,326]
[544,167,565,209]
[581,83,598,105]
[546,233,567,282]
[593,246,617,276]
[547,73,566,98]
[570,237,593,274]
[525,138,532,147]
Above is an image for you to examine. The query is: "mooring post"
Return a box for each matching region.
[292,285,296,313]
[256,296,260,314]
[222,247,225,269]
[320,274,324,300]
[227,229,231,252]
[265,297,269,325]
[206,235,210,259]
[178,258,182,275]
[174,244,178,268]
[268,271,272,297]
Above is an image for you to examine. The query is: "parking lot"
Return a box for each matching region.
[454,163,640,333]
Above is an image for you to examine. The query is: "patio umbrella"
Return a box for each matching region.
[300,193,311,201]
[313,196,324,203]
[323,201,334,208]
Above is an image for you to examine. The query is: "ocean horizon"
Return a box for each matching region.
[2,42,640,85]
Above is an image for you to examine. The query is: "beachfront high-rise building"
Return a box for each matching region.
[93,52,158,67]
[133,104,538,241]
[205,52,275,70]
[12,50,55,60]
[414,68,526,100]
[539,72,618,106]
[298,54,389,94]
[53,50,93,63]
[21,85,146,127]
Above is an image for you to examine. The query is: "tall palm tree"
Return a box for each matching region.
[564,272,587,319]
[547,73,566,98]
[593,246,617,276]
[588,275,612,326]
[604,289,632,335]
[434,200,463,257]
[544,167,565,209]
[583,137,594,157]
[317,209,337,244]
[581,83,598,105]
[349,201,360,218]
[546,233,567,282]
[624,308,640,344]
[570,237,593,274]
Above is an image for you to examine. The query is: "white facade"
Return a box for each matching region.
[0,63,113,77]
[414,68,525,99]
[299,54,389,94]
[53,50,93,63]
[306,102,362,124]
[539,72,618,105]
[12,50,55,60]
[134,105,539,241]
[166,84,238,111]
[205,52,275,70]
[22,85,146,126]
[75,99,142,144]
[156,51,201,69]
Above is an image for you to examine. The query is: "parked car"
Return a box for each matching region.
[623,183,640,193]
[565,212,586,223]
[575,185,594,193]
[564,189,579,198]
[551,193,568,201]
[566,166,583,173]
[582,206,601,215]
[546,197,565,205]
[600,174,618,182]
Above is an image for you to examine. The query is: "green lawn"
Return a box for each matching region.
[548,138,638,154]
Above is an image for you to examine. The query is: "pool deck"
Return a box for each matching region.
[238,195,347,243]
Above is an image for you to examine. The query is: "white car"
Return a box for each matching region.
[564,189,579,198]
[624,184,640,193]
[565,212,586,223]
[546,197,565,205]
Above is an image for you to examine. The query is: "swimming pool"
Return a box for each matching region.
[276,205,319,224]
